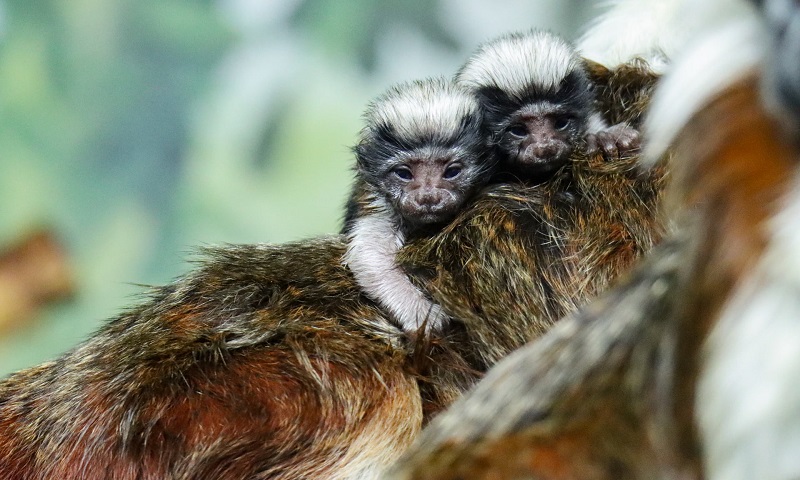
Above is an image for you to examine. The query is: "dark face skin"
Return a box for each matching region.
[477,69,595,180]
[355,110,491,233]
[496,102,582,176]
[383,151,471,227]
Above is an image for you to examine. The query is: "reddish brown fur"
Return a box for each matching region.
[0,239,422,479]
[0,60,666,479]
[663,76,795,472]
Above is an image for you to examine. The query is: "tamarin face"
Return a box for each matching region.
[478,80,592,176]
[457,30,596,177]
[355,78,492,228]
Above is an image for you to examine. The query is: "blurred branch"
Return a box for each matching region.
[0,229,75,334]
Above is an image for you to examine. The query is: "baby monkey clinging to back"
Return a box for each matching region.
[457,30,640,179]
[342,78,492,334]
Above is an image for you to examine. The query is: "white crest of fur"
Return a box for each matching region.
[643,12,766,165]
[578,0,758,72]
[698,172,800,480]
[577,0,684,72]
[363,78,478,143]
[342,207,447,333]
[456,30,581,97]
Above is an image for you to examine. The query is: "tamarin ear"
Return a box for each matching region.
[583,58,613,88]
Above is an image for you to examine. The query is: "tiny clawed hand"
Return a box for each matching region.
[586,123,641,159]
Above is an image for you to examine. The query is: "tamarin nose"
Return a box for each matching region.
[416,190,445,207]
[531,142,560,159]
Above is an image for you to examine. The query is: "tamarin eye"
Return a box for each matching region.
[507,124,528,137]
[393,166,413,180]
[443,165,463,179]
[554,118,571,131]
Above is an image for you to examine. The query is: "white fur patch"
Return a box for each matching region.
[342,211,447,333]
[337,382,422,480]
[364,78,478,143]
[698,172,800,480]
[577,0,684,72]
[586,110,609,134]
[578,0,759,72]
[456,30,581,98]
[643,13,767,165]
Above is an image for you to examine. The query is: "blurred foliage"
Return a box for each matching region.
[0,0,595,375]
[291,0,459,70]
[0,0,232,373]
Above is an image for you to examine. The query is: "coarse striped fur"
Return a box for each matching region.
[0,238,422,479]
[0,62,666,480]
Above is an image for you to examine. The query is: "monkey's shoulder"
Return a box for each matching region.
[0,235,409,406]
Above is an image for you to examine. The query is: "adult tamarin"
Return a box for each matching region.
[0,238,426,479]
[341,78,493,334]
[0,25,667,480]
[456,30,640,181]
[387,1,800,479]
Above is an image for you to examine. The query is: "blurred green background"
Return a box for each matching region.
[0,0,595,376]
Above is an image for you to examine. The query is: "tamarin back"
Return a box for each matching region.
[0,60,666,479]
[0,238,421,479]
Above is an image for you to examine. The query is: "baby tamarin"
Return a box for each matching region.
[398,58,665,414]
[342,78,492,334]
[456,30,640,180]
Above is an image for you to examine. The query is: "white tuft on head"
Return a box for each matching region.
[643,12,766,165]
[363,77,478,143]
[456,30,582,99]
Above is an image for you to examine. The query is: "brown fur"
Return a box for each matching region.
[0,239,422,479]
[408,61,665,416]
[586,59,661,128]
[0,61,666,479]
[387,74,797,479]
